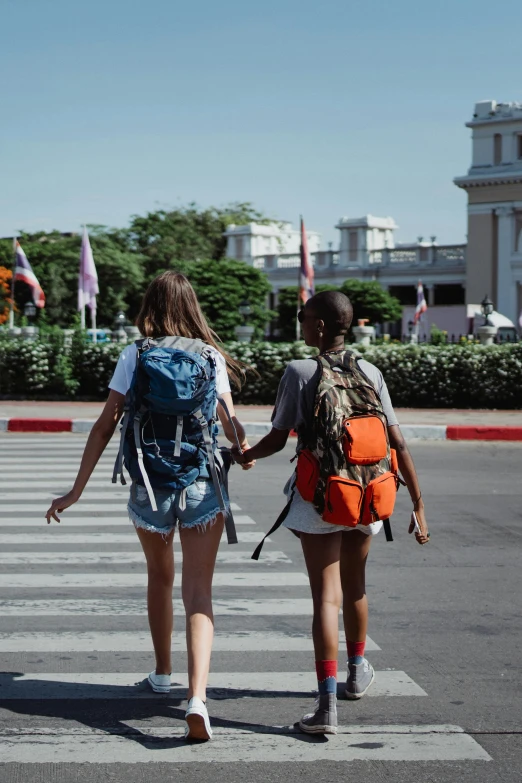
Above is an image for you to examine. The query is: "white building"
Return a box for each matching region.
[454,100,522,326]
[225,99,522,337]
[223,221,320,265]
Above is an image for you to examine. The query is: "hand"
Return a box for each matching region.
[45,490,80,524]
[408,503,430,545]
[232,444,256,471]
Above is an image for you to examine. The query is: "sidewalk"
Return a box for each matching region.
[0,401,521,439]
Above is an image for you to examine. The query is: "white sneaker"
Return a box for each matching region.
[147,671,171,693]
[184,696,212,741]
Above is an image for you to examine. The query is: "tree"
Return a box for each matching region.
[127,202,273,278]
[181,258,273,341]
[0,229,146,328]
[0,266,13,325]
[339,280,402,326]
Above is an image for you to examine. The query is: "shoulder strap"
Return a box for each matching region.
[194,408,238,545]
[251,482,296,561]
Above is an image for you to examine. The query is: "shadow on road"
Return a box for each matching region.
[0,671,330,748]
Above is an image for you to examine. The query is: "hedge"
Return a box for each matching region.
[0,335,521,409]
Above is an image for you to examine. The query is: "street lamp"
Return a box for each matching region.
[235,301,254,343]
[24,302,37,321]
[481,295,494,326]
[112,310,128,343]
[238,300,252,324]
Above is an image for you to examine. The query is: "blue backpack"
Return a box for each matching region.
[112,336,240,544]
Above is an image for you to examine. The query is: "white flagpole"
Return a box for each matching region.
[91,304,97,344]
[9,237,16,329]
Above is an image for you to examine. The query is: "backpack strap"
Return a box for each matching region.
[382,518,393,542]
[174,416,184,457]
[194,408,238,545]
[112,402,130,486]
[112,339,148,486]
[133,411,158,512]
[251,481,296,561]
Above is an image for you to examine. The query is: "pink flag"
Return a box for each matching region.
[78,227,99,312]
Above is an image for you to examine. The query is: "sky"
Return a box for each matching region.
[1,0,520,248]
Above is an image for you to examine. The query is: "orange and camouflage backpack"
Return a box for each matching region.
[251,349,401,560]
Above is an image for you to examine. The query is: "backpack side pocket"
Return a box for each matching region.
[295,449,320,503]
[361,471,397,525]
[322,476,364,527]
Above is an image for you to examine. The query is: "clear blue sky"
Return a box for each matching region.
[1,0,520,247]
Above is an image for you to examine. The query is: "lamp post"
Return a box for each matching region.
[477,295,497,345]
[112,311,128,343]
[234,300,255,343]
[481,295,494,326]
[22,301,38,341]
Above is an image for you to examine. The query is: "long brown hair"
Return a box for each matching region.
[136,270,245,388]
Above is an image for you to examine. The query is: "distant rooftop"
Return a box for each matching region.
[468,100,522,126]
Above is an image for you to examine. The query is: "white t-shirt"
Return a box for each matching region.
[109,343,232,397]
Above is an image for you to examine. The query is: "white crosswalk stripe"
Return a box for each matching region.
[0,671,427,697]
[0,726,491,763]
[0,434,489,768]
[0,631,381,652]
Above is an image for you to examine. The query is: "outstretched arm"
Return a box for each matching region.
[388,424,430,545]
[45,390,126,523]
[234,427,290,463]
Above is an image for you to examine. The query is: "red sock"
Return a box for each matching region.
[347,640,365,660]
[315,660,337,695]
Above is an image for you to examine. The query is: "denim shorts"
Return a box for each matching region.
[128,479,229,536]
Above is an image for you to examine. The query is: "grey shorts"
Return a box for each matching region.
[282,477,383,536]
[128,479,229,536]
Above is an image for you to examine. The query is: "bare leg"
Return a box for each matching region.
[136,527,175,675]
[300,532,343,660]
[179,515,224,701]
[340,531,372,643]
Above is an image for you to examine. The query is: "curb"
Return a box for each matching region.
[1,418,522,440]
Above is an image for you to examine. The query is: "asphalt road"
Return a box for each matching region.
[0,435,520,782]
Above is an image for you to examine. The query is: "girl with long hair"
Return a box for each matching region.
[45,271,254,741]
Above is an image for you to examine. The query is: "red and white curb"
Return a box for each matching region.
[0,419,522,440]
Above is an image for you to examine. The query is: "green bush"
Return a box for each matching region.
[356,343,522,408]
[0,336,521,408]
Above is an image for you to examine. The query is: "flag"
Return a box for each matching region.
[413,281,427,324]
[14,242,45,308]
[78,227,99,312]
[299,217,314,305]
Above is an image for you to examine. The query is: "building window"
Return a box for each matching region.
[433,284,465,305]
[388,285,417,305]
[518,135,522,160]
[235,237,244,259]
[494,133,502,165]
[349,231,358,263]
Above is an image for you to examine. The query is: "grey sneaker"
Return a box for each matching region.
[345,658,375,699]
[299,693,338,735]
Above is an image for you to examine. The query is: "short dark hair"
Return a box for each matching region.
[306,291,353,335]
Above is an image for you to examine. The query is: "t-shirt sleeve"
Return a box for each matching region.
[357,358,399,427]
[214,351,232,395]
[271,365,303,431]
[108,345,136,396]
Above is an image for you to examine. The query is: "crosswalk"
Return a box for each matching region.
[0,434,490,767]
